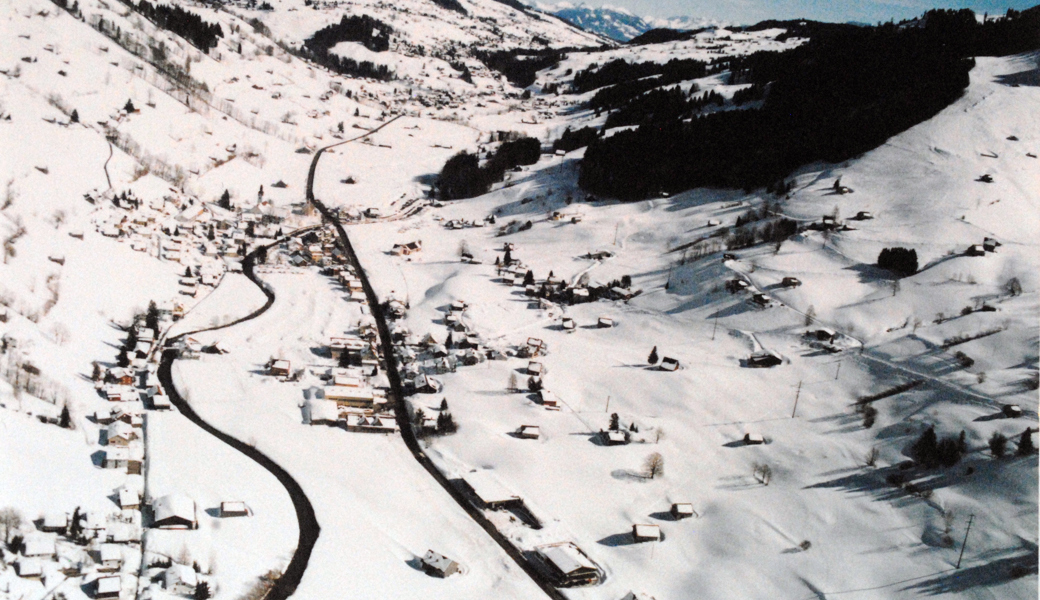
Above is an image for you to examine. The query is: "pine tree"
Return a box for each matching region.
[523,270,534,286]
[193,581,211,600]
[648,346,659,365]
[117,347,129,368]
[989,431,1008,458]
[146,300,159,331]
[439,398,448,411]
[91,361,103,381]
[218,189,231,210]
[609,412,619,431]
[184,267,192,277]
[124,99,136,113]
[911,426,939,467]
[503,248,512,264]
[59,404,71,429]
[70,109,79,123]
[1017,429,1036,456]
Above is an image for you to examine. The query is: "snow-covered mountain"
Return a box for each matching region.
[528,2,721,41]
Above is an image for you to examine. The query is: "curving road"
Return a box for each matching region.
[157,231,321,600]
[305,118,569,600]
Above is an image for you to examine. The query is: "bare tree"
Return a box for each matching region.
[643,452,665,479]
[804,305,816,327]
[0,507,24,543]
[508,372,518,392]
[752,463,772,485]
[864,447,880,467]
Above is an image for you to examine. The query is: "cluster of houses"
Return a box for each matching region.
[965,236,1001,257]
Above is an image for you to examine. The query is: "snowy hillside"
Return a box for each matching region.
[527,2,723,42]
[0,0,1036,598]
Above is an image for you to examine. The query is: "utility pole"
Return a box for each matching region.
[791,381,802,418]
[605,396,610,413]
[613,223,620,246]
[711,313,719,341]
[956,514,975,569]
[835,360,842,381]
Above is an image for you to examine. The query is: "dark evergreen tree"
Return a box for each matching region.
[911,426,939,467]
[123,99,136,113]
[193,580,211,600]
[146,300,159,331]
[648,346,659,365]
[878,247,918,276]
[989,431,1008,457]
[117,347,129,368]
[439,398,448,411]
[609,412,620,431]
[218,189,231,210]
[1017,429,1036,456]
[523,270,534,286]
[59,404,71,429]
[70,109,79,123]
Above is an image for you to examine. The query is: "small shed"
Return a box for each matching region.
[118,486,141,510]
[670,503,695,520]
[103,447,130,469]
[538,390,560,408]
[983,237,1001,252]
[632,524,661,543]
[220,501,250,517]
[751,293,773,307]
[95,575,122,599]
[516,425,540,439]
[602,430,628,446]
[781,277,802,288]
[462,471,522,510]
[163,564,197,595]
[538,543,599,587]
[597,317,614,328]
[270,359,291,377]
[1003,405,1023,418]
[659,357,680,372]
[527,361,544,376]
[966,244,986,257]
[855,211,873,220]
[421,549,460,578]
[561,318,576,331]
[744,433,765,445]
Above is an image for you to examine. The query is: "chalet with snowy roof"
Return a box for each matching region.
[329,336,367,362]
[538,543,599,587]
[562,317,576,331]
[966,244,986,257]
[325,385,375,409]
[528,361,544,376]
[41,512,67,533]
[598,317,615,328]
[538,390,560,408]
[421,550,460,578]
[1003,404,1023,418]
[164,564,197,595]
[118,486,142,510]
[95,408,115,425]
[152,494,198,530]
[854,211,874,220]
[22,534,56,558]
[106,421,138,446]
[15,557,42,579]
[220,502,250,518]
[726,279,750,293]
[412,373,441,394]
[151,392,171,410]
[269,359,291,377]
[983,237,1001,252]
[748,349,783,368]
[104,447,130,469]
[810,328,838,342]
[632,524,661,543]
[516,425,540,439]
[781,277,802,288]
[602,430,628,446]
[99,544,123,572]
[345,414,397,434]
[461,471,522,510]
[306,399,340,425]
[95,575,122,599]
[671,503,695,520]
[391,241,422,256]
[751,293,774,307]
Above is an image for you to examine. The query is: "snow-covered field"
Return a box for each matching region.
[1,0,1036,597]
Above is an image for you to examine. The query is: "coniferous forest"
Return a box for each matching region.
[303,15,395,81]
[120,0,223,52]
[579,8,1040,200]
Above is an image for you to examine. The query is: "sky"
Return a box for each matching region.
[561,1,1040,25]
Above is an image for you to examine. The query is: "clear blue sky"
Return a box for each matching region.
[578,1,1039,25]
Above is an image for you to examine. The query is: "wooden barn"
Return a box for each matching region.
[152,494,198,530]
[537,543,599,587]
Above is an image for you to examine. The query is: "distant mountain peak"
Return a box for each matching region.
[525,2,723,42]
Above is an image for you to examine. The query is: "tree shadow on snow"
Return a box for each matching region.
[901,542,1037,595]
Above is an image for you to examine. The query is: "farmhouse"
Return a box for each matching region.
[420,549,460,578]
[118,486,142,510]
[329,336,367,362]
[152,494,198,529]
[106,421,138,446]
[220,502,250,517]
[516,425,540,439]
[670,503,696,520]
[326,385,376,409]
[632,524,661,543]
[461,471,522,510]
[412,373,441,394]
[538,543,599,587]
[601,430,628,446]
[103,447,130,469]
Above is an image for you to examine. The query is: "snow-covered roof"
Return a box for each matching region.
[307,399,340,423]
[23,533,56,556]
[421,549,457,573]
[119,486,141,507]
[633,524,661,539]
[164,564,197,588]
[43,512,67,529]
[16,557,42,576]
[100,544,122,563]
[465,471,520,505]
[153,494,196,523]
[97,575,122,595]
[540,544,595,575]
